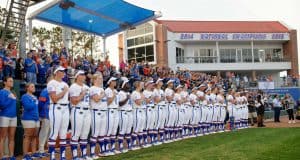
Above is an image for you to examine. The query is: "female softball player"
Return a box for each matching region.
[0,77,17,160]
[131,80,146,150]
[189,87,198,137]
[21,83,40,160]
[174,85,184,140]
[47,66,69,160]
[117,77,133,153]
[89,73,107,158]
[69,70,91,159]
[143,80,155,147]
[153,78,166,144]
[105,77,119,155]
[165,80,175,143]
[217,89,226,132]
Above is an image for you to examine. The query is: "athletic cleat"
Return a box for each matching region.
[122,149,129,153]
[31,153,42,158]
[9,157,17,160]
[114,150,122,154]
[22,155,33,160]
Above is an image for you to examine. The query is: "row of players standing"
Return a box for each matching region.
[0,66,249,160]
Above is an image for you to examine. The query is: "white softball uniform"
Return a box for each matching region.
[118,91,133,136]
[89,86,107,152]
[105,88,120,138]
[47,80,69,148]
[69,83,91,151]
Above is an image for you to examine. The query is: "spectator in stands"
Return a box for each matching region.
[283,94,296,123]
[15,57,25,80]
[25,51,38,84]
[0,41,6,57]
[273,94,282,123]
[51,48,60,66]
[21,83,40,159]
[3,51,15,78]
[37,58,49,84]
[0,56,3,81]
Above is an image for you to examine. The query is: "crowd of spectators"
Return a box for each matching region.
[0,41,299,90]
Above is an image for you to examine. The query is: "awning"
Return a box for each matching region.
[28,0,161,37]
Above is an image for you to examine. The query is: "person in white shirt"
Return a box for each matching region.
[89,73,107,157]
[189,87,199,136]
[46,66,69,160]
[69,70,91,159]
[181,84,191,138]
[105,77,119,155]
[143,80,156,147]
[197,84,207,135]
[117,77,133,153]
[153,78,166,144]
[211,87,219,133]
[227,89,236,130]
[174,85,184,140]
[273,94,282,122]
[131,80,146,150]
[217,89,226,132]
[165,80,176,142]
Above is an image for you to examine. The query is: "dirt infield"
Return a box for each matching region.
[262,116,300,128]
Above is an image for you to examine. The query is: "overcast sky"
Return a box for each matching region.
[0,0,299,72]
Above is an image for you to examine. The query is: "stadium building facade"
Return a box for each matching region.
[118,20,298,86]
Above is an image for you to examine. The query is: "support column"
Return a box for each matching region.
[251,40,254,63]
[102,37,106,58]
[217,71,221,79]
[216,41,220,63]
[252,70,256,81]
[28,19,33,49]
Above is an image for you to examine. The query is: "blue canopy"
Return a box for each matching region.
[29,0,159,37]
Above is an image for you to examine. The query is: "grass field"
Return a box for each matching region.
[101,128,300,160]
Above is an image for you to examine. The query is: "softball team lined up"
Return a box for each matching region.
[0,66,250,160]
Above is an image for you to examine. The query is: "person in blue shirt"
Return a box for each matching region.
[37,59,49,84]
[51,49,60,66]
[21,83,40,159]
[0,77,17,160]
[38,79,51,157]
[25,52,38,84]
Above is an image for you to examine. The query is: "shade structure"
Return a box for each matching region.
[28,0,160,37]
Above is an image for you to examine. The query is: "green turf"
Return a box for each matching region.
[101,128,300,160]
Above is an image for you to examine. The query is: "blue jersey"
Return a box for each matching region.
[25,58,37,73]
[38,63,48,75]
[0,89,17,118]
[21,93,39,121]
[38,88,50,119]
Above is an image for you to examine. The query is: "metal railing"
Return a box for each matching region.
[176,56,217,64]
[176,56,291,64]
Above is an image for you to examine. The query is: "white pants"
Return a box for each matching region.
[90,110,107,143]
[119,110,133,135]
[166,103,176,128]
[133,108,146,134]
[39,118,50,152]
[176,106,184,128]
[107,108,119,137]
[70,108,91,142]
[192,107,199,125]
[220,106,227,123]
[146,106,156,130]
[156,105,167,130]
[206,106,213,123]
[213,105,220,123]
[48,104,69,147]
